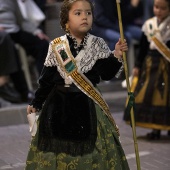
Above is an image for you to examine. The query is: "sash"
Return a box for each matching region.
[52,37,120,136]
[152,36,170,62]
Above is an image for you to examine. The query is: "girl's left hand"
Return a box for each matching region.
[113,38,128,59]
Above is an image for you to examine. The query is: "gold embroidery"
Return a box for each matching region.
[152,36,170,62]
[70,70,119,136]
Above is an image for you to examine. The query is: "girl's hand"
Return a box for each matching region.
[27,105,37,115]
[113,38,128,60]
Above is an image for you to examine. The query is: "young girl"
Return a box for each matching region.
[25,0,130,169]
[124,0,170,139]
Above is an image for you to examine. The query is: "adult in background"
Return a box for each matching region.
[0,30,34,103]
[0,0,50,74]
[91,0,143,50]
[33,0,57,32]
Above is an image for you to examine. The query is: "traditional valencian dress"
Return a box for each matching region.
[124,16,170,131]
[25,33,130,170]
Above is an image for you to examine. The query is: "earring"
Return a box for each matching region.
[65,24,69,32]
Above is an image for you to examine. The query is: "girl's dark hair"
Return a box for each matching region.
[60,0,94,32]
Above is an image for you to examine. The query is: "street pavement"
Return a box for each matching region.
[0,80,170,170]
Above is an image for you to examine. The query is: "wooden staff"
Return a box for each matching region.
[115,0,141,169]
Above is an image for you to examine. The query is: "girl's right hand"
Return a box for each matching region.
[27,105,37,115]
[132,67,140,77]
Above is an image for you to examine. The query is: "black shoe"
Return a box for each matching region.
[21,91,34,103]
[147,130,161,140]
[0,83,21,103]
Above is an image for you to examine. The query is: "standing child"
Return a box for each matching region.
[124,0,170,139]
[25,0,130,169]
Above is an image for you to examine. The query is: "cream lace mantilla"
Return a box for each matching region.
[142,16,170,62]
[44,34,112,84]
[142,16,170,50]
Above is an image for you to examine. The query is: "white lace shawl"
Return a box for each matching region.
[44,34,112,85]
[142,16,170,49]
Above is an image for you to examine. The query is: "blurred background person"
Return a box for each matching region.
[90,0,143,50]
[0,0,50,74]
[33,0,57,32]
[143,0,154,21]
[0,30,34,105]
[124,0,170,140]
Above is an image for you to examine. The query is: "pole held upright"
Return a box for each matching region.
[115,0,141,169]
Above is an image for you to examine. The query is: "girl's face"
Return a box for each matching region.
[67,0,93,38]
[153,0,170,23]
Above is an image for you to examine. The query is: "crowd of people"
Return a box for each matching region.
[0,0,154,105]
[0,0,168,129]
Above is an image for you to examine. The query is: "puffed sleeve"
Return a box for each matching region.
[29,66,61,111]
[29,42,64,110]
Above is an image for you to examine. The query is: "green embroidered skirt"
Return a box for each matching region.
[25,104,129,170]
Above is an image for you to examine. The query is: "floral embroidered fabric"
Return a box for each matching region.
[25,104,129,170]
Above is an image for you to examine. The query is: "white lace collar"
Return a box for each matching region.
[44,34,111,84]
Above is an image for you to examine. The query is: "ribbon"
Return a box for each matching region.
[125,92,135,126]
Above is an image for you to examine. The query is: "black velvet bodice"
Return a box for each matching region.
[30,35,122,110]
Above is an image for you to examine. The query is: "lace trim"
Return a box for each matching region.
[44,38,73,85]
[44,34,112,82]
[75,35,112,73]
[66,32,89,54]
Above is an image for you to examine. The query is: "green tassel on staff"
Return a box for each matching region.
[115,0,141,169]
